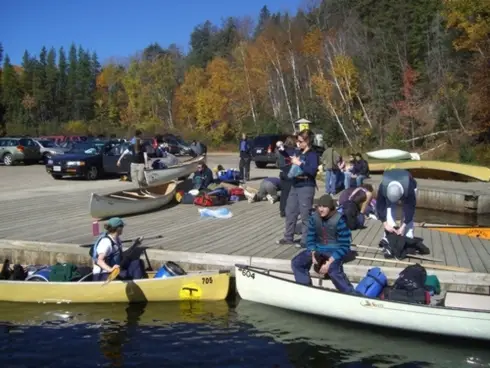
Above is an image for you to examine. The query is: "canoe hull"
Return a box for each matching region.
[235,265,490,341]
[366,149,412,160]
[89,182,177,219]
[145,155,206,187]
[0,271,230,303]
[368,160,490,182]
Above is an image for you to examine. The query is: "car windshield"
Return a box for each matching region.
[68,143,102,154]
[38,140,57,148]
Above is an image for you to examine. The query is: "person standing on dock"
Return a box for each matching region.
[117,130,149,188]
[238,133,252,183]
[376,169,418,241]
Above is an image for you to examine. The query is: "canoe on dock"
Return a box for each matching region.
[366,149,413,161]
[144,155,206,187]
[235,265,490,341]
[419,223,490,240]
[368,160,490,182]
[0,270,230,304]
[89,181,177,219]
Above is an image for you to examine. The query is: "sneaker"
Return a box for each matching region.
[243,189,255,201]
[276,238,295,245]
[266,194,275,204]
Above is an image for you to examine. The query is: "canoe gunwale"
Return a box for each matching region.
[235,264,490,315]
[144,155,206,187]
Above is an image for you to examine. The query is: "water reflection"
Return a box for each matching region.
[413,207,490,227]
[234,300,490,368]
[0,300,488,367]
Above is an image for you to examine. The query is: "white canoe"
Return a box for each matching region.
[235,265,490,341]
[144,155,206,187]
[89,181,177,219]
[366,149,412,160]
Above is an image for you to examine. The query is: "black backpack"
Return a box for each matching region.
[393,264,427,291]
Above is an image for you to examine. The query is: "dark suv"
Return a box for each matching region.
[251,134,288,168]
[251,133,326,168]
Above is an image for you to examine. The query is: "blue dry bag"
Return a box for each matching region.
[355,267,387,298]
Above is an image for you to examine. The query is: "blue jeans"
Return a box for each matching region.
[291,250,355,293]
[356,175,366,187]
[325,169,338,194]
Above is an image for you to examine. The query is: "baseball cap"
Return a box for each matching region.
[107,217,125,228]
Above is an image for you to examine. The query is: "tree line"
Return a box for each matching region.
[0,0,489,161]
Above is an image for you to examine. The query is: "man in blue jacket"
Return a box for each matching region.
[291,194,355,293]
[238,133,252,182]
[376,169,417,241]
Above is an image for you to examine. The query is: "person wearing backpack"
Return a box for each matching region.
[376,169,417,241]
[91,217,144,281]
[291,194,355,293]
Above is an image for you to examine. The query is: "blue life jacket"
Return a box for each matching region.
[91,232,122,268]
[355,267,387,298]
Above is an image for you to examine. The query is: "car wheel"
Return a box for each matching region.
[52,174,62,180]
[86,166,99,180]
[255,161,267,169]
[3,153,13,166]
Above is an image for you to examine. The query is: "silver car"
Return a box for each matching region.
[34,139,65,161]
[0,137,42,165]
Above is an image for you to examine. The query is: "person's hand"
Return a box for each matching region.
[319,257,334,275]
[291,156,301,166]
[116,161,121,167]
[395,224,406,236]
[384,222,395,233]
[110,265,120,272]
[276,141,284,148]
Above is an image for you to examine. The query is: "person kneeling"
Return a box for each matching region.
[91,217,144,281]
[291,194,355,293]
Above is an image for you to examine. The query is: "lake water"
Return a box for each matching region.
[0,300,488,368]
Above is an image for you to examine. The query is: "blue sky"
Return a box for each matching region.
[2,0,302,65]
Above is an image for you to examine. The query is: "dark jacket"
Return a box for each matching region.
[381,233,430,260]
[192,167,214,190]
[352,159,369,176]
[278,148,319,188]
[277,147,296,180]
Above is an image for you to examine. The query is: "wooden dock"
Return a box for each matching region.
[0,157,489,292]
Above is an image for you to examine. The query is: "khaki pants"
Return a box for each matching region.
[130,163,147,187]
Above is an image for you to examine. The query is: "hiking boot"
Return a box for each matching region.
[266,194,275,204]
[276,238,295,245]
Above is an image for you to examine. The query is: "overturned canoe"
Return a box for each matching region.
[0,270,230,304]
[235,265,490,341]
[90,181,177,219]
[366,149,412,160]
[144,155,206,187]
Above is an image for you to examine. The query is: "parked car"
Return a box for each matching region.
[0,137,42,166]
[34,139,65,162]
[45,141,130,180]
[250,134,289,168]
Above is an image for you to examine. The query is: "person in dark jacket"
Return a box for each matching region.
[337,184,375,230]
[376,169,417,241]
[238,133,252,182]
[276,135,297,217]
[350,153,370,187]
[192,163,214,190]
[246,177,282,204]
[291,194,355,293]
[276,129,319,247]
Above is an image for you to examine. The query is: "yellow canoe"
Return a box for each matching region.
[0,271,230,304]
[419,223,490,240]
[0,300,230,326]
[368,160,490,182]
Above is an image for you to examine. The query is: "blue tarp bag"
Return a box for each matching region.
[355,267,387,298]
[217,169,241,182]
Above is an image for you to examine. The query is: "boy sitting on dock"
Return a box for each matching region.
[291,194,355,293]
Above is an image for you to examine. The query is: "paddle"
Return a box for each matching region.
[80,234,163,249]
[103,267,120,286]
